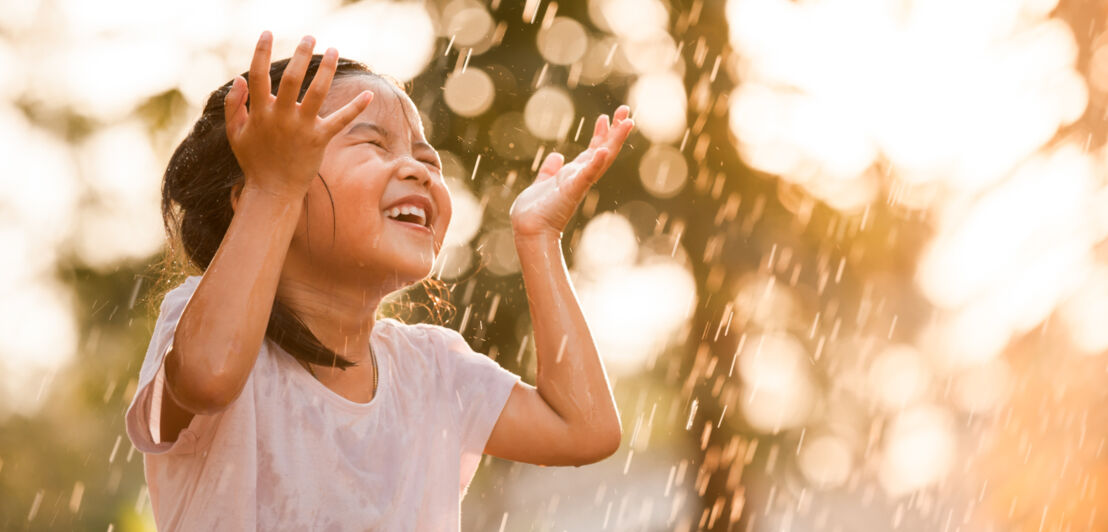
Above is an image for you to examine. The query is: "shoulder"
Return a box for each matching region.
[374,318,461,385]
[376,318,462,348]
[158,275,202,313]
[147,275,202,333]
[375,319,473,368]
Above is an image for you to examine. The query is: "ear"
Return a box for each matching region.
[230,181,245,212]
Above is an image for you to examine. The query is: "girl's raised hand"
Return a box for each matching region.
[509,105,635,239]
[224,32,372,201]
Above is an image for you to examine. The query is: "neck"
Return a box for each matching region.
[275,274,388,366]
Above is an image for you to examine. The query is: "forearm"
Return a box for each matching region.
[166,183,304,414]
[515,232,621,440]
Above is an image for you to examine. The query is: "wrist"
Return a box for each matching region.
[512,227,562,246]
[235,183,308,225]
[513,229,565,266]
[241,180,309,205]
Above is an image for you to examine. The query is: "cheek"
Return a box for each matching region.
[435,192,453,241]
[305,177,385,242]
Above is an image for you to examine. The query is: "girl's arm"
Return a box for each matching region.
[483,107,634,466]
[161,33,370,428]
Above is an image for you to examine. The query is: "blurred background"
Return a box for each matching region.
[1,0,1107,530]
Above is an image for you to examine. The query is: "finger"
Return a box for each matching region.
[562,147,610,198]
[588,114,610,149]
[536,152,565,181]
[613,105,631,124]
[224,76,249,135]
[276,35,316,108]
[321,90,373,136]
[248,31,274,110]
[301,47,338,116]
[597,118,634,173]
[606,117,634,150]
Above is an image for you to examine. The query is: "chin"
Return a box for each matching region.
[370,256,436,289]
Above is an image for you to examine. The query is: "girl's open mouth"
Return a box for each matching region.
[387,217,432,235]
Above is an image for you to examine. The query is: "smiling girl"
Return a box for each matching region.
[124,31,633,530]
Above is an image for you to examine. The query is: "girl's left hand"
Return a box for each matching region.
[510,105,635,239]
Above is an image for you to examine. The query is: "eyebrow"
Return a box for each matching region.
[347,122,388,138]
[346,122,437,153]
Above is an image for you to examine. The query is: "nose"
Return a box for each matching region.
[395,155,431,188]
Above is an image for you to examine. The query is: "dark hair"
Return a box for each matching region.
[159,54,452,370]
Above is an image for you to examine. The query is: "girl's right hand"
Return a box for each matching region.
[224,31,372,201]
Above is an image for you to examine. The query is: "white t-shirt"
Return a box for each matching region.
[125,275,521,531]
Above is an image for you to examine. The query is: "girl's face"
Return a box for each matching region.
[286,75,451,291]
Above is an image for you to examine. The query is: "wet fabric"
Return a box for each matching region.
[125,275,521,531]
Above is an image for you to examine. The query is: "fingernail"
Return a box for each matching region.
[301,35,314,47]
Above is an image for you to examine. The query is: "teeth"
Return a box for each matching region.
[384,204,428,227]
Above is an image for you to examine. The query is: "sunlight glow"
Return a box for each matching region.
[797,433,854,489]
[318,1,435,82]
[441,177,483,249]
[918,145,1096,366]
[867,344,932,412]
[75,121,165,267]
[737,333,816,434]
[1059,263,1108,354]
[725,0,1086,206]
[629,73,687,145]
[878,405,955,497]
[576,212,638,272]
[574,214,697,375]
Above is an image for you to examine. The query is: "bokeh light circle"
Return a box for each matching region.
[622,31,677,74]
[576,212,638,274]
[537,17,588,66]
[319,1,436,82]
[489,112,540,160]
[479,227,521,276]
[866,344,932,412]
[879,405,956,496]
[578,37,617,86]
[445,6,495,52]
[441,177,483,248]
[432,243,473,280]
[732,273,800,330]
[737,333,816,434]
[638,144,688,198]
[797,434,854,489]
[524,86,575,141]
[629,72,687,144]
[579,256,697,376]
[443,68,495,117]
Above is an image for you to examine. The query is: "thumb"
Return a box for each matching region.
[536,152,564,181]
[224,76,249,136]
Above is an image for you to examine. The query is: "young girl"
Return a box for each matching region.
[125,31,633,530]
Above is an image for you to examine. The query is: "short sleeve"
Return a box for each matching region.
[124,275,216,455]
[431,326,522,490]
